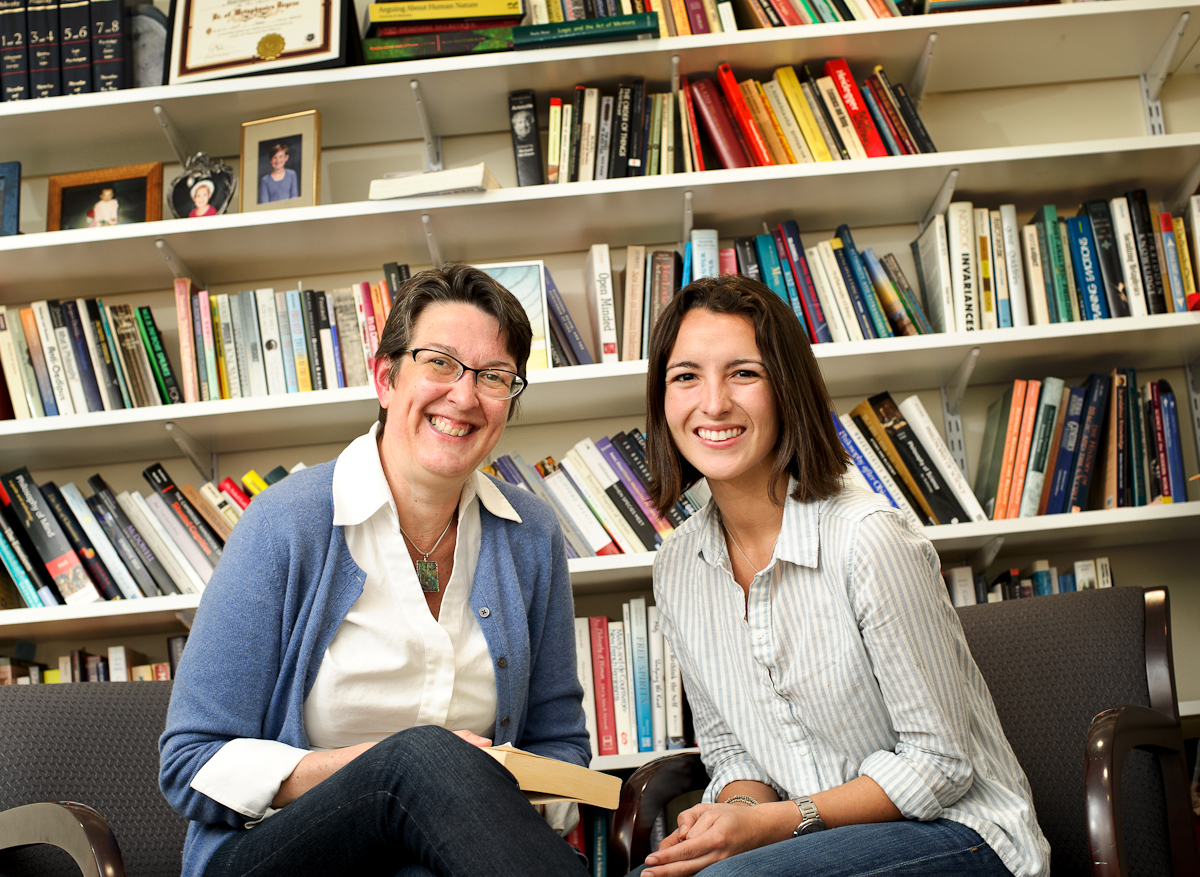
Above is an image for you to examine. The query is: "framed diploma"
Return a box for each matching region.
[166,0,352,85]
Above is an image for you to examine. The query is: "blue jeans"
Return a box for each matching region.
[203,725,590,877]
[627,818,1013,877]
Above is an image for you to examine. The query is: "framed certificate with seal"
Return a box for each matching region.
[166,0,356,85]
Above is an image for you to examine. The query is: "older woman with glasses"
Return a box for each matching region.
[160,265,592,877]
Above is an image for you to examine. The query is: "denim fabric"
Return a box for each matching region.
[203,726,589,877]
[628,818,1014,877]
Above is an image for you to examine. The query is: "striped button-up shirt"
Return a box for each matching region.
[652,483,1050,877]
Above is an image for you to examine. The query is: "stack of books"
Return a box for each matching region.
[943,554,1114,607]
[0,0,127,99]
[0,634,187,684]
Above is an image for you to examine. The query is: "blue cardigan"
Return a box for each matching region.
[159,462,589,877]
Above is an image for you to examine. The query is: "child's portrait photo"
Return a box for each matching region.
[240,110,320,214]
[257,136,303,205]
[46,163,163,232]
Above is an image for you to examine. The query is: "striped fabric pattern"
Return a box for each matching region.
[652,483,1050,877]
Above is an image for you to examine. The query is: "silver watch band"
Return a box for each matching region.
[790,794,825,837]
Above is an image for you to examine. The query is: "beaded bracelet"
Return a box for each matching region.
[725,795,760,806]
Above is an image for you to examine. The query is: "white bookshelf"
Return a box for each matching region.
[591,748,699,771]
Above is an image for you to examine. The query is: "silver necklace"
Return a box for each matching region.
[397,512,456,593]
[722,517,769,576]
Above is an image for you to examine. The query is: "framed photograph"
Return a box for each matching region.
[240,110,320,213]
[46,163,163,232]
[0,162,19,236]
[166,0,351,86]
[474,260,550,372]
[168,153,237,218]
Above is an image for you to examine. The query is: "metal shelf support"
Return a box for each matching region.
[165,421,218,483]
[155,239,204,289]
[920,168,958,234]
[910,33,938,109]
[940,346,979,482]
[422,213,443,269]
[1142,11,1189,136]
[410,80,443,173]
[152,104,193,167]
[682,190,693,244]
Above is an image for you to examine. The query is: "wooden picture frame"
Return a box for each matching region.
[240,110,321,213]
[46,163,163,232]
[0,162,19,236]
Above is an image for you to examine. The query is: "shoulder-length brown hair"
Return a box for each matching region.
[645,274,848,516]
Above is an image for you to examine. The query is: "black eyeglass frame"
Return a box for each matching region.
[401,348,528,400]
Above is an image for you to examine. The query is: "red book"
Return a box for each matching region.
[684,0,711,33]
[565,820,586,854]
[823,59,888,158]
[680,75,705,172]
[374,16,522,34]
[715,63,774,167]
[589,616,618,756]
[865,71,918,155]
[218,477,252,510]
[688,79,750,169]
[1147,381,1172,504]
[764,0,803,27]
[719,248,738,276]
[862,76,911,155]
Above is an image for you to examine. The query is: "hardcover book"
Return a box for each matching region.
[508,89,544,187]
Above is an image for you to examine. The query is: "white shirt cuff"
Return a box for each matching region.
[858,749,944,821]
[190,738,311,819]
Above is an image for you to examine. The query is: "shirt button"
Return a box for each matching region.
[497,657,507,668]
[757,632,766,641]
[797,745,809,756]
[500,716,510,727]
[479,607,490,618]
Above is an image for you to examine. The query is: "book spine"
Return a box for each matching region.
[85,493,154,596]
[1044,386,1085,515]
[588,616,617,755]
[174,279,199,403]
[572,616,598,758]
[1124,368,1147,507]
[26,0,58,97]
[1067,375,1111,513]
[946,203,978,332]
[911,215,955,333]
[1082,200,1130,318]
[508,88,544,186]
[48,300,89,414]
[88,0,123,90]
[897,395,988,522]
[235,292,267,396]
[824,58,887,157]
[584,244,619,364]
[850,405,935,525]
[889,81,935,153]
[648,605,667,751]
[839,414,923,528]
[284,290,311,392]
[578,437,658,548]
[58,482,140,598]
[142,462,223,563]
[1110,197,1148,317]
[769,228,809,334]
[87,473,178,595]
[863,247,915,336]
[597,436,671,537]
[56,0,85,91]
[1158,213,1188,313]
[627,597,653,751]
[137,307,183,403]
[9,310,47,416]
[688,78,750,169]
[1066,216,1108,320]
[0,524,42,606]
[829,238,875,339]
[31,301,73,414]
[974,207,996,330]
[716,63,772,166]
[0,308,31,419]
[595,94,614,181]
[881,253,931,335]
[1161,386,1186,502]
[300,290,326,390]
[561,450,644,553]
[606,620,636,754]
[833,413,896,507]
[319,293,341,388]
[870,392,970,524]
[61,300,104,411]
[1017,377,1065,517]
[82,299,122,409]
[186,295,204,401]
[0,0,30,100]
[818,240,864,341]
[1103,371,1127,509]
[1126,190,1167,314]
[132,491,207,591]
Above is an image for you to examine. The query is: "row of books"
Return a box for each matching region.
[514,60,935,186]
[574,599,690,760]
[0,635,187,684]
[974,371,1190,521]
[0,0,127,100]
[0,460,303,612]
[914,192,1200,338]
[943,555,1114,607]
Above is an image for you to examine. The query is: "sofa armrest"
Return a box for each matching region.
[1085,705,1200,877]
[610,753,709,875]
[0,801,127,877]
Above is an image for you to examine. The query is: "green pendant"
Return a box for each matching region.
[417,560,439,593]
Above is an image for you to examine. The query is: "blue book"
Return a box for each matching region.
[1125,367,1147,507]
[543,267,594,365]
[754,233,790,309]
[770,228,809,337]
[1031,569,1053,597]
[779,220,832,344]
[836,226,893,338]
[0,530,42,608]
[680,240,692,287]
[1046,384,1087,515]
[1065,216,1109,320]
[627,596,653,752]
[1058,572,1076,593]
[1065,374,1110,514]
[641,251,653,361]
[830,239,876,339]
[59,300,105,412]
[1158,221,1189,313]
[832,413,897,509]
[861,86,900,156]
[327,309,346,389]
[285,290,310,387]
[1160,385,1188,503]
[591,807,608,877]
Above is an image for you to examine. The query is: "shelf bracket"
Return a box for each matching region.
[671,54,680,96]
[919,168,958,234]
[152,104,193,167]
[682,190,693,245]
[968,536,1004,574]
[165,421,218,483]
[155,239,204,289]
[1141,12,1189,136]
[910,32,937,110]
[409,80,443,173]
[1167,158,1200,215]
[1186,359,1200,497]
[422,213,443,269]
[940,345,979,481]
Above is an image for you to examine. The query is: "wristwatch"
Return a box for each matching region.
[790,795,825,837]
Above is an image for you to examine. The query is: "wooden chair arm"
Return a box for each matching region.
[1085,705,1200,877]
[0,801,127,877]
[609,753,709,874]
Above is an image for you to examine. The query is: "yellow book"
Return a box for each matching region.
[367,0,522,24]
[668,0,691,35]
[242,469,270,495]
[774,66,832,163]
[484,744,622,809]
[753,80,796,163]
[642,0,670,37]
[43,669,61,684]
[738,80,790,165]
[1172,216,1196,297]
[209,297,230,400]
[131,665,155,681]
[546,0,563,22]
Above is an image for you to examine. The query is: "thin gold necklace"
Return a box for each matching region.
[721,515,772,576]
[397,512,456,593]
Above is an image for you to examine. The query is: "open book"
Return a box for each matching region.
[484,744,622,810]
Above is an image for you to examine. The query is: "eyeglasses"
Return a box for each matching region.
[402,348,527,400]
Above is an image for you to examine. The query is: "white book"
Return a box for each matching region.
[367,163,500,200]
[944,566,975,608]
[974,207,998,330]
[844,463,874,494]
[560,449,644,554]
[578,87,599,183]
[59,483,141,599]
[839,414,923,530]
[584,243,619,364]
[664,640,684,744]
[528,0,549,23]
[543,468,614,554]
[999,205,1029,328]
[145,491,214,586]
[107,645,147,682]
[513,455,592,558]
[1074,558,1097,590]
[621,602,639,751]
[31,300,75,415]
[574,617,599,760]
[218,491,243,524]
[947,202,979,332]
[989,211,1012,329]
[648,606,667,752]
[1187,196,1200,310]
[897,394,988,522]
[718,0,738,30]
[76,300,113,411]
[607,620,636,755]
[557,104,573,185]
[117,491,197,595]
[1049,566,1060,595]
[911,215,956,333]
[5,310,45,417]
[255,288,288,395]
[660,92,674,176]
[1021,225,1051,326]
[1111,196,1148,317]
[690,229,719,280]
[816,240,864,341]
[0,307,31,419]
[805,246,849,343]
[319,293,338,389]
[215,294,242,399]
[762,80,813,163]
[1096,557,1113,589]
[1018,376,1065,518]
[817,76,866,159]
[238,291,269,397]
[595,95,615,181]
[621,245,646,362]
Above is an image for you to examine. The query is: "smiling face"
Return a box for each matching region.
[664,309,780,493]
[270,148,289,171]
[373,302,514,496]
[192,185,211,208]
